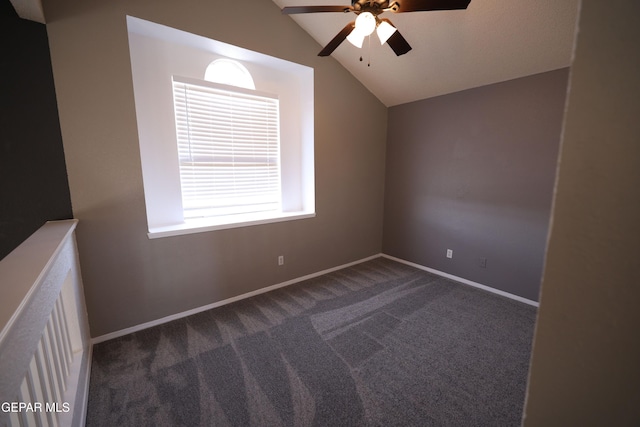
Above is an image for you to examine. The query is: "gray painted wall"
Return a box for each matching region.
[524,0,640,423]
[383,69,569,301]
[43,0,387,337]
[0,0,72,261]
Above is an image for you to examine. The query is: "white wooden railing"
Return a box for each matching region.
[0,220,91,427]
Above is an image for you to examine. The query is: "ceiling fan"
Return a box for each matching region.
[282,0,472,57]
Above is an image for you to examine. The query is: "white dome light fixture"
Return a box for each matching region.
[347,12,397,49]
[355,11,376,36]
[347,11,376,48]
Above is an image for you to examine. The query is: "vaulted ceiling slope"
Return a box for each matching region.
[11,0,579,107]
[9,0,44,23]
[274,0,580,106]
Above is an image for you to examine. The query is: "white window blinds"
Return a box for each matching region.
[172,76,281,219]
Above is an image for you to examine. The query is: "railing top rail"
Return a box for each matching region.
[0,219,78,343]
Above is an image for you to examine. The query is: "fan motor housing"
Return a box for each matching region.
[352,1,393,15]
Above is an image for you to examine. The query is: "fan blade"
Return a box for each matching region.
[386,29,412,56]
[282,5,353,14]
[318,21,355,56]
[391,0,471,13]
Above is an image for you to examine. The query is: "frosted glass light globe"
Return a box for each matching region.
[377,20,397,45]
[355,12,376,36]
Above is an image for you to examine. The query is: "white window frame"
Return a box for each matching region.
[126,16,315,239]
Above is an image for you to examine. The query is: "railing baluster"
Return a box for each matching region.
[34,338,57,427]
[42,324,61,404]
[18,379,36,427]
[51,302,69,378]
[8,409,21,427]
[26,359,44,427]
[57,295,74,365]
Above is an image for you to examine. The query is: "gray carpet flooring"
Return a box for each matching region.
[86,257,537,426]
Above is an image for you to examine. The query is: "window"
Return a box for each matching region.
[172,76,281,219]
[204,59,255,89]
[127,16,315,238]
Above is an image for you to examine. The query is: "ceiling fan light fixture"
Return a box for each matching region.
[354,11,376,36]
[376,20,397,45]
[347,11,376,48]
[346,29,366,48]
[283,0,472,58]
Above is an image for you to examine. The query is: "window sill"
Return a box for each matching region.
[147,211,316,239]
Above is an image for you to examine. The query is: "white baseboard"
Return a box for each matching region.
[381,254,539,307]
[92,252,537,344]
[92,254,382,344]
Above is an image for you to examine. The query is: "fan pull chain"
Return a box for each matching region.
[359,35,372,67]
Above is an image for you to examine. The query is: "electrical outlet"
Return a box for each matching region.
[479,257,487,268]
[278,255,284,266]
[446,249,453,259]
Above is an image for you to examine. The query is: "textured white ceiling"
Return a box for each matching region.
[12,0,579,107]
[273,0,580,106]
